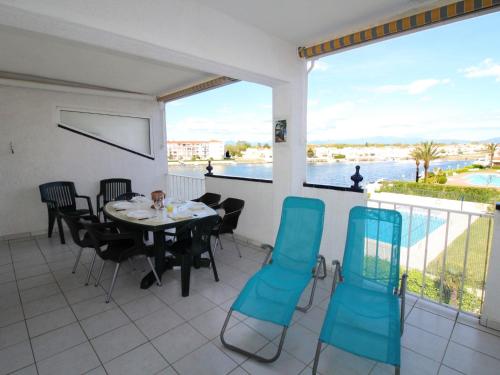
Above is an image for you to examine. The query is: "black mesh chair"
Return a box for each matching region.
[96,179,132,218]
[60,213,108,285]
[192,193,221,208]
[167,215,220,296]
[84,222,161,303]
[211,198,245,257]
[39,181,94,244]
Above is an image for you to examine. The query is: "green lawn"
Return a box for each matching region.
[428,216,493,290]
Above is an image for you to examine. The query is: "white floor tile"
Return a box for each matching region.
[273,323,320,364]
[174,342,238,375]
[406,307,455,339]
[241,342,307,375]
[80,307,130,339]
[26,306,76,337]
[190,306,239,340]
[135,306,184,339]
[198,282,240,305]
[37,342,100,375]
[402,325,448,362]
[443,341,500,375]
[0,340,34,375]
[0,321,28,350]
[451,322,500,360]
[104,343,167,375]
[218,321,269,363]
[23,293,68,319]
[372,347,440,375]
[64,284,105,305]
[31,322,87,361]
[171,292,217,320]
[90,323,147,363]
[152,323,208,363]
[17,274,56,291]
[10,364,38,375]
[0,304,24,328]
[71,294,118,321]
[121,294,166,321]
[314,345,375,375]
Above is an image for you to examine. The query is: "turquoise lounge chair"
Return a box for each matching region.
[220,196,326,362]
[312,206,407,375]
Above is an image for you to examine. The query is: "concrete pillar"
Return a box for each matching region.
[271,68,308,232]
[481,203,500,329]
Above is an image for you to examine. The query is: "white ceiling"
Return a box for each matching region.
[0,25,216,96]
[195,0,454,46]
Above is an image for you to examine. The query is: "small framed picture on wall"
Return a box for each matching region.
[274,119,287,143]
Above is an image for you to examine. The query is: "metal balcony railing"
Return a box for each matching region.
[368,198,494,315]
[166,173,205,201]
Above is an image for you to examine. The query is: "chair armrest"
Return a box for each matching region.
[261,244,273,267]
[76,194,94,215]
[399,273,408,336]
[331,260,342,295]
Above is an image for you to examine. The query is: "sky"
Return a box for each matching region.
[165,11,500,144]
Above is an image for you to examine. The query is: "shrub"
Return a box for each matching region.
[333,154,346,159]
[378,181,499,204]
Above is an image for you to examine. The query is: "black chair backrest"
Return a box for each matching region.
[99,179,132,205]
[192,193,221,208]
[115,192,143,201]
[188,215,220,256]
[39,181,77,211]
[219,198,245,233]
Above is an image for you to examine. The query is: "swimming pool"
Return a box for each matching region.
[466,173,500,188]
[367,212,445,247]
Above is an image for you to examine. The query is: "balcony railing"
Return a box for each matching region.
[166,173,205,201]
[368,198,494,315]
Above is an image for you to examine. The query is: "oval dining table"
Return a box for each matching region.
[103,198,218,295]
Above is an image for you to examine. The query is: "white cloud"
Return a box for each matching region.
[307,102,500,142]
[370,78,450,95]
[461,58,500,82]
[312,60,329,72]
[167,112,272,143]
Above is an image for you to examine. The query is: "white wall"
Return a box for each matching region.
[0,83,165,238]
[205,175,366,265]
[302,187,366,264]
[481,208,500,329]
[205,176,274,245]
[0,0,303,86]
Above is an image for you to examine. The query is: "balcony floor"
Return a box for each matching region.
[1,235,500,375]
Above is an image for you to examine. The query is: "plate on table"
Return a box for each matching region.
[188,202,206,211]
[126,210,156,220]
[130,196,149,204]
[111,201,134,210]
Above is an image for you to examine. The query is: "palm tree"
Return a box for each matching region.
[485,143,498,168]
[416,141,440,182]
[410,148,422,182]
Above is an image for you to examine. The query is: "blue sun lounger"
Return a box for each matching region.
[312,206,406,375]
[220,196,326,362]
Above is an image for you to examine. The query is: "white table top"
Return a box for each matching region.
[103,197,217,230]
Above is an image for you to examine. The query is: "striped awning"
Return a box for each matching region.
[298,0,500,59]
[157,76,239,102]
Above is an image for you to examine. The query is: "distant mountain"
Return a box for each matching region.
[484,137,500,143]
[308,136,496,145]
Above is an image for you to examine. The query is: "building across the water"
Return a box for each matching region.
[167,140,224,160]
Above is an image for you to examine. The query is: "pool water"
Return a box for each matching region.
[466,173,500,187]
[367,212,445,248]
